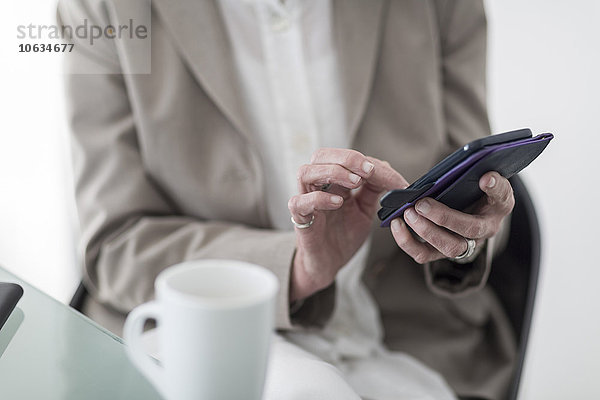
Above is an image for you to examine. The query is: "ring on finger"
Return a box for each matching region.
[451,238,476,262]
[291,215,315,229]
[320,183,332,192]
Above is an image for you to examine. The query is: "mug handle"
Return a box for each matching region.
[123,301,166,395]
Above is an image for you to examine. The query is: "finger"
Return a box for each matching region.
[288,192,344,224]
[326,184,354,200]
[356,158,409,210]
[363,157,409,191]
[390,218,444,264]
[404,207,475,259]
[310,148,375,179]
[297,164,364,194]
[479,172,515,216]
[414,197,494,239]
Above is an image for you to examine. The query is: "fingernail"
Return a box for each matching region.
[487,176,496,189]
[404,208,418,223]
[416,199,431,215]
[331,195,343,205]
[362,161,374,174]
[349,173,361,184]
[391,218,402,232]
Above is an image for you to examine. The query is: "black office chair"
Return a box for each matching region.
[69,280,87,312]
[488,175,541,400]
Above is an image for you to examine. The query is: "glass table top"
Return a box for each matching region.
[0,266,161,399]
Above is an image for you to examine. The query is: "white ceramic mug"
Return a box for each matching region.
[123,259,279,400]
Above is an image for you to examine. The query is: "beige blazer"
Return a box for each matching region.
[60,0,516,398]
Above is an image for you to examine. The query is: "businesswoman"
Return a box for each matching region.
[60,0,516,398]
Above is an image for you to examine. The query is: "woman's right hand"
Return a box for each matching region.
[288,148,408,302]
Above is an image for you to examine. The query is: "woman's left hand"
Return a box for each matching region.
[390,171,514,264]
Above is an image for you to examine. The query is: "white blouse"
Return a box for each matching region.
[217,1,456,399]
[218,0,347,230]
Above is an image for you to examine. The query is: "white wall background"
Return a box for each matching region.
[486,1,600,398]
[0,0,598,398]
[0,1,79,302]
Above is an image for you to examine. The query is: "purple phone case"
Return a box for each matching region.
[380,133,553,227]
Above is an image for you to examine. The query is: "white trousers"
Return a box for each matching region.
[264,336,362,400]
[263,335,456,400]
[263,242,456,400]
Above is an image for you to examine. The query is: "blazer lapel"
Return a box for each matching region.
[153,0,251,138]
[153,0,385,144]
[333,0,386,143]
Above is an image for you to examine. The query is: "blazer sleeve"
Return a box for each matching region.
[425,0,508,297]
[58,1,331,330]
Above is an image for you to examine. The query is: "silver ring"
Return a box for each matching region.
[452,238,476,261]
[291,215,315,229]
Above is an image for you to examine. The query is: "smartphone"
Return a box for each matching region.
[378,129,553,226]
[378,128,533,221]
[409,128,532,190]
